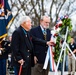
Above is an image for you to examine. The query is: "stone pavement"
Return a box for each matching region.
[7,71,76,75]
[48,72,76,75]
[48,72,68,75]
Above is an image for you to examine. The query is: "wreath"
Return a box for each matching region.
[51,15,72,62]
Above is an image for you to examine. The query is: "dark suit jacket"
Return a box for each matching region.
[11,26,47,68]
[30,26,51,64]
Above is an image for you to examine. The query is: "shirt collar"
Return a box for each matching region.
[40,25,45,31]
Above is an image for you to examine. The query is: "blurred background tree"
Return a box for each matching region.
[7,0,76,37]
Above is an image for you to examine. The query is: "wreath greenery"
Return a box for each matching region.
[53,15,72,62]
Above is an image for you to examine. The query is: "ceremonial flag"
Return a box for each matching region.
[49,46,55,71]
[0,0,13,39]
[43,46,56,71]
[43,35,57,71]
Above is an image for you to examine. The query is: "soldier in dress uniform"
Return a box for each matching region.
[0,37,11,75]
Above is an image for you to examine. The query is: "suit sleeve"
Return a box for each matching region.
[32,35,47,46]
[11,31,23,62]
[30,29,47,46]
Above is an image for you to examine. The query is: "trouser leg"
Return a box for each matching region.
[68,56,71,74]
[33,63,49,75]
[72,56,75,75]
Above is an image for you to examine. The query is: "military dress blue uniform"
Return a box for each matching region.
[0,40,11,75]
[0,0,12,75]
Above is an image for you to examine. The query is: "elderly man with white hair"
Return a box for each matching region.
[11,16,53,75]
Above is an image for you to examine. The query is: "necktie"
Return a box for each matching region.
[43,29,47,40]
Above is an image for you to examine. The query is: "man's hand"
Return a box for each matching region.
[68,53,71,56]
[18,59,25,65]
[46,41,55,46]
[73,49,76,54]
[34,56,38,64]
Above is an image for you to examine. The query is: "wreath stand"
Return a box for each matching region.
[54,27,76,75]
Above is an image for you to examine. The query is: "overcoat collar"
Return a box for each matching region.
[19,26,33,50]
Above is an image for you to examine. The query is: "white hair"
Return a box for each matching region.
[19,16,31,25]
[40,15,50,20]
